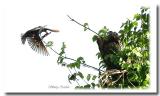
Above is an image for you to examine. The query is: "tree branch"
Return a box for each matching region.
[67,15,99,36]
[44,41,103,72]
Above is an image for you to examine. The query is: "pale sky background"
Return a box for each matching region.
[0,0,157,93]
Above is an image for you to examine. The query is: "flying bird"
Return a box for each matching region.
[21,26,59,56]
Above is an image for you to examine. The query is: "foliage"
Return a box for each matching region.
[52,7,150,89]
[45,41,54,47]
[118,7,150,88]
[56,42,99,88]
[97,7,149,88]
[57,42,66,65]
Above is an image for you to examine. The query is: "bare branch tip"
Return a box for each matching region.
[67,15,75,21]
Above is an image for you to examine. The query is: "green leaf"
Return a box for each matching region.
[69,73,76,81]
[120,23,125,28]
[132,21,138,27]
[45,41,53,47]
[98,26,109,38]
[59,42,66,56]
[61,42,66,52]
[96,52,102,59]
[92,35,98,42]
[77,57,83,61]
[76,62,80,69]
[77,57,85,64]
[84,23,88,31]
[57,56,65,65]
[122,63,130,69]
[99,61,104,65]
[130,73,138,81]
[84,84,91,88]
[98,26,108,35]
[75,57,83,69]
[77,71,84,79]
[92,75,97,80]
[75,86,83,88]
[86,74,91,81]
[67,63,76,68]
[59,57,64,64]
[91,83,96,88]
[67,57,85,69]
[134,13,140,20]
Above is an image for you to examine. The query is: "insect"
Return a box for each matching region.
[21,26,59,56]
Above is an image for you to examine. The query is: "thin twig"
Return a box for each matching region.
[111,70,127,84]
[43,41,103,72]
[51,49,102,71]
[67,15,99,36]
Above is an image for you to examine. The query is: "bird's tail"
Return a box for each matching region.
[21,33,26,44]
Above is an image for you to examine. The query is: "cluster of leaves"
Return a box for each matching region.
[92,26,109,41]
[67,57,85,69]
[74,74,98,88]
[57,42,66,65]
[68,70,98,89]
[118,7,150,88]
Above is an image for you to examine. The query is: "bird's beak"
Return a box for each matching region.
[48,29,60,32]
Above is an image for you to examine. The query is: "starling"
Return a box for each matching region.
[21,26,59,56]
[96,31,120,57]
[96,31,121,70]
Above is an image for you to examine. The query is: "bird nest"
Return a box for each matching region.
[99,69,127,87]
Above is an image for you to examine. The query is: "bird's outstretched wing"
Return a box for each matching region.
[27,33,49,56]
